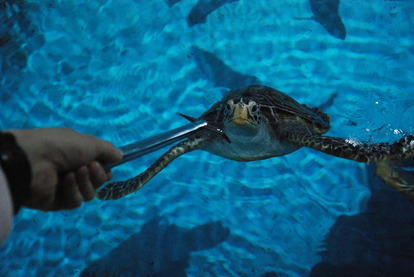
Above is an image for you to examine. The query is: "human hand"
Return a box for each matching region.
[9,128,123,211]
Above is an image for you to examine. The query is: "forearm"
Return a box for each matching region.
[0,167,13,244]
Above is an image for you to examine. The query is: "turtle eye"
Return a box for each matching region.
[249,101,259,115]
[251,105,258,113]
[224,100,234,118]
[225,101,232,111]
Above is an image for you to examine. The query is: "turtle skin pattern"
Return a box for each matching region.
[286,133,414,163]
[98,136,208,200]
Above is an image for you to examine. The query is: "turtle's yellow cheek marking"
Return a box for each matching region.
[232,105,249,126]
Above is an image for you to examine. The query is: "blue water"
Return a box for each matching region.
[1,0,414,276]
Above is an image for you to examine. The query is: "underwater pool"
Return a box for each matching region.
[1,0,414,276]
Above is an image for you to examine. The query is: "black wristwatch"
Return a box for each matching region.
[0,132,32,213]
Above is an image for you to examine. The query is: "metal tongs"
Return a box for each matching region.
[106,117,229,169]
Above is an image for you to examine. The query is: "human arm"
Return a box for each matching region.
[7,128,123,211]
[0,128,122,244]
[0,168,13,243]
[4,128,123,211]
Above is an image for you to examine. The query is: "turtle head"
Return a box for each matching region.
[224,98,261,129]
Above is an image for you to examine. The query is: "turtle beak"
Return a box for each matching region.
[232,103,251,126]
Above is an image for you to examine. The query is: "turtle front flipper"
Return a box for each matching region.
[375,158,414,202]
[97,136,208,200]
[286,133,414,163]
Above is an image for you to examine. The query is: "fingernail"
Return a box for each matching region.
[115,148,124,160]
[106,171,113,181]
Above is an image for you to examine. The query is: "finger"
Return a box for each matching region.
[51,129,123,170]
[75,165,95,201]
[58,172,83,210]
[93,139,123,164]
[106,171,113,181]
[88,161,111,189]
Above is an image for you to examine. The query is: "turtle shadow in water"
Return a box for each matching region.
[297,0,346,40]
[1,0,43,103]
[81,217,230,277]
[191,46,260,90]
[164,0,181,7]
[187,0,239,27]
[0,0,29,71]
[310,161,414,277]
[164,0,239,26]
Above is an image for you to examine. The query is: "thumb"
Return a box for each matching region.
[94,139,123,164]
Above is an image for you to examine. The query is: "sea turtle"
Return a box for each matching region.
[98,85,414,201]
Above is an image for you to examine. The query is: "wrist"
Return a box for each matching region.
[0,132,32,213]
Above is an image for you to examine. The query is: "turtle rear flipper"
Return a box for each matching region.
[288,133,414,201]
[375,158,414,202]
[287,133,414,163]
[97,136,207,200]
